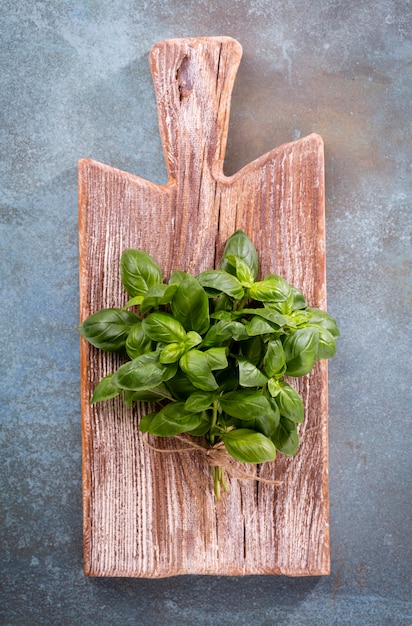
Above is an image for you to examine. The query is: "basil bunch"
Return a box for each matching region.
[78,231,339,498]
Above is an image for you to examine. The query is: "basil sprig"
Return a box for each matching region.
[78,230,339,498]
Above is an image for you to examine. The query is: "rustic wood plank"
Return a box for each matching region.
[79,36,329,577]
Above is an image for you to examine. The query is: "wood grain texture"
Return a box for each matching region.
[79,37,329,577]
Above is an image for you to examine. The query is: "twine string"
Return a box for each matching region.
[142,434,282,486]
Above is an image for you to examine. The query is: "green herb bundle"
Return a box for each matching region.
[78,230,339,498]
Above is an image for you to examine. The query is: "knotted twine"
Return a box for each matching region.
[142,434,282,487]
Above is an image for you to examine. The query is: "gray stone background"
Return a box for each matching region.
[1,1,411,624]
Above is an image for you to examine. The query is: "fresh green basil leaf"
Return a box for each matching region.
[197,270,245,300]
[140,283,178,314]
[124,295,144,308]
[183,331,203,350]
[286,310,312,328]
[291,286,307,310]
[306,308,340,338]
[213,293,234,313]
[240,307,287,328]
[263,339,286,377]
[159,361,179,381]
[125,385,174,403]
[204,347,228,371]
[240,336,264,366]
[202,320,248,347]
[222,429,276,463]
[237,356,268,388]
[273,380,304,423]
[267,377,281,397]
[165,371,198,399]
[284,352,316,378]
[184,391,215,412]
[283,327,319,376]
[256,416,278,440]
[209,310,233,321]
[214,362,239,392]
[147,402,207,436]
[233,417,262,434]
[254,393,281,435]
[138,411,158,433]
[125,321,152,359]
[226,254,255,287]
[120,249,162,296]
[245,315,277,337]
[271,417,299,456]
[142,311,186,343]
[247,406,280,439]
[169,271,210,334]
[159,342,186,364]
[313,327,337,359]
[249,275,293,313]
[78,308,140,352]
[179,350,218,391]
[266,392,282,416]
[220,230,259,281]
[225,321,248,341]
[90,374,121,404]
[112,352,165,390]
[280,415,297,431]
[220,390,272,420]
[188,416,211,436]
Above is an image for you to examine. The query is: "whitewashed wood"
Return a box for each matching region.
[79,36,329,577]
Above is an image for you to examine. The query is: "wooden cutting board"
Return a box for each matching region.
[78,36,329,577]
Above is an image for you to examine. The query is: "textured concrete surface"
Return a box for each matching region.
[1,1,411,624]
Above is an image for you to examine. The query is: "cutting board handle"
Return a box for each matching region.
[149,37,243,180]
